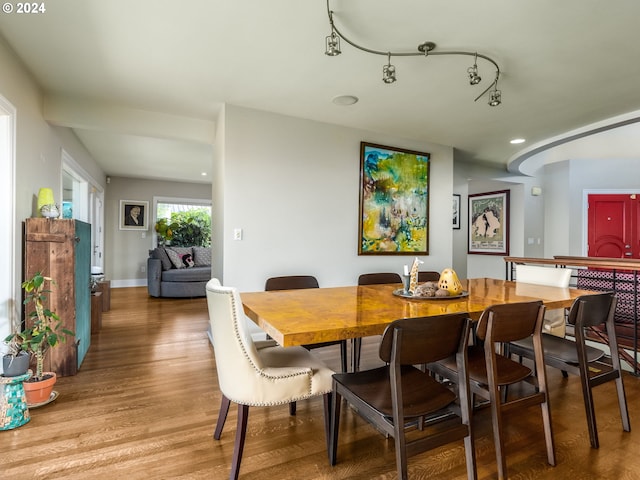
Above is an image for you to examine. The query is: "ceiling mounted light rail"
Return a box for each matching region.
[323,0,502,106]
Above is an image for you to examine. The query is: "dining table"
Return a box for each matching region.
[241,277,596,349]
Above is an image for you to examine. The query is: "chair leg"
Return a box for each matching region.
[579,373,600,449]
[289,401,297,416]
[323,392,332,453]
[393,413,409,480]
[214,395,231,440]
[351,338,362,372]
[340,340,348,373]
[488,392,508,480]
[329,389,342,465]
[615,373,631,433]
[229,404,249,480]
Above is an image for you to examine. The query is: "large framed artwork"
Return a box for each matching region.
[358,142,430,255]
[119,200,149,230]
[468,190,509,255]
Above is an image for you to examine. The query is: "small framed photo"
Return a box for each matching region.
[468,190,509,255]
[119,200,149,230]
[453,194,461,230]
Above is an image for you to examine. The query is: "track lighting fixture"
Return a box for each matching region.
[382,53,396,84]
[324,10,341,57]
[324,0,503,106]
[467,54,481,85]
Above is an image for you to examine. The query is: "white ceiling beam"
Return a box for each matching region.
[43,95,216,145]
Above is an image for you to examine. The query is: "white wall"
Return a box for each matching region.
[0,36,105,363]
[218,105,455,292]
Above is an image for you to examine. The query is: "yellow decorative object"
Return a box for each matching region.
[37,188,54,217]
[438,268,463,295]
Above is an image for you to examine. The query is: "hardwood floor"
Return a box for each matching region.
[2,286,639,479]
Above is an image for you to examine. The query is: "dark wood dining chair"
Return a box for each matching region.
[430,301,555,480]
[508,292,630,449]
[265,275,348,375]
[330,313,477,480]
[418,271,440,282]
[354,273,403,372]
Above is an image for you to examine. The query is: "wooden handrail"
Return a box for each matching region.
[504,256,640,271]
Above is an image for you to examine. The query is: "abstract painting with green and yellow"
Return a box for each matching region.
[359,143,429,254]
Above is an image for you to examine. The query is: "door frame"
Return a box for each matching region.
[582,189,640,256]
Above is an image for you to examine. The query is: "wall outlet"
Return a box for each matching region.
[234,228,243,240]
[141,265,146,273]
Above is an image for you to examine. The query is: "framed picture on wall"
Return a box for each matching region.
[468,190,509,255]
[358,142,430,255]
[119,200,149,230]
[453,194,461,229]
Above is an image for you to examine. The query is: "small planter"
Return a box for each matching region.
[24,372,57,406]
[2,351,30,377]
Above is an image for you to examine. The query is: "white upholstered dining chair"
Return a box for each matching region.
[515,264,573,337]
[206,278,334,480]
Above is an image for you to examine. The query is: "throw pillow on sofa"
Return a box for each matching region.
[154,247,173,271]
[193,246,212,267]
[166,247,194,269]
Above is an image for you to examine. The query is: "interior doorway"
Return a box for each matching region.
[0,94,16,360]
[587,193,640,259]
[62,150,105,271]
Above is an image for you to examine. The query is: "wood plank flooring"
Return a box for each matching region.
[1,286,639,479]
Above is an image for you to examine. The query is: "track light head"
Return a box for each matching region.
[325,31,341,56]
[489,89,502,106]
[383,53,396,83]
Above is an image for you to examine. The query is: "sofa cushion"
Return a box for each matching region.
[153,247,174,271]
[193,246,212,267]
[161,266,211,283]
[166,247,193,269]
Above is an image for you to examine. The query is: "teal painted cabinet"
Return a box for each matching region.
[24,218,91,376]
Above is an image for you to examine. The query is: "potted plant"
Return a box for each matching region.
[155,218,179,246]
[2,332,30,377]
[4,272,74,404]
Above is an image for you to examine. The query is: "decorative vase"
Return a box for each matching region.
[23,372,57,405]
[40,204,60,218]
[2,351,30,377]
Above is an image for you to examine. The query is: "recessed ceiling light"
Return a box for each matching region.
[201,172,207,176]
[332,95,359,106]
[510,138,526,144]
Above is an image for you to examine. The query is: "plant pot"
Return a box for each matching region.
[23,372,56,405]
[2,352,30,377]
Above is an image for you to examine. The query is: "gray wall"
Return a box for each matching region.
[216,105,456,292]
[105,176,212,284]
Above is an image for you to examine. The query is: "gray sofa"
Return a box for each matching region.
[147,246,212,298]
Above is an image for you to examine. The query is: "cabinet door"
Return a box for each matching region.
[74,220,92,368]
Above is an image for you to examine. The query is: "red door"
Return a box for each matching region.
[587,194,640,259]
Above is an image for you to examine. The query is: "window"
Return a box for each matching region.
[154,197,211,247]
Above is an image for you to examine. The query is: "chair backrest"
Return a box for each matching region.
[265,275,319,291]
[567,292,617,328]
[358,272,402,285]
[379,313,471,365]
[418,271,441,282]
[515,264,572,288]
[206,279,266,402]
[476,301,545,343]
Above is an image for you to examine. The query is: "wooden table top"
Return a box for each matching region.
[241,277,596,347]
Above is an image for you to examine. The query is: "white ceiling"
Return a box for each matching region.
[1,0,640,183]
